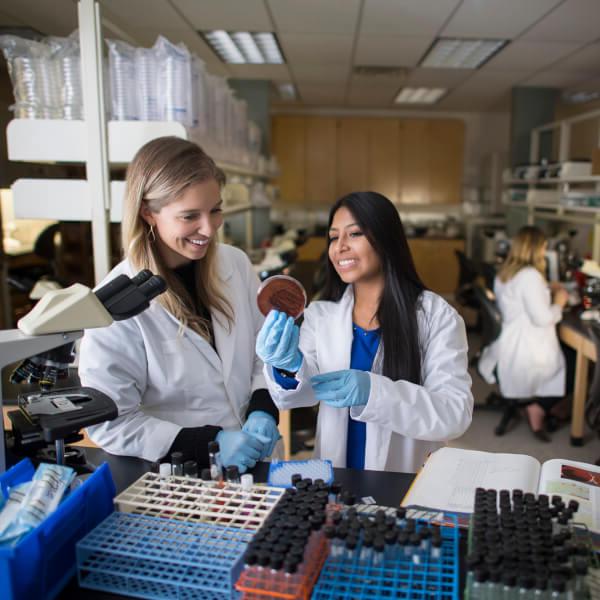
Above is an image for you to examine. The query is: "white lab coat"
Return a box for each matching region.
[478,267,565,398]
[264,287,473,473]
[78,244,267,462]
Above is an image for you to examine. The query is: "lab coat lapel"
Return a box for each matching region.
[212,251,236,384]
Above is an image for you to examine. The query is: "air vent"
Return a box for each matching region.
[352,65,408,78]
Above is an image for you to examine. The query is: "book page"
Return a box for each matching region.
[402,447,540,513]
[539,458,600,533]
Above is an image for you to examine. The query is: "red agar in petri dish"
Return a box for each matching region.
[257,275,307,319]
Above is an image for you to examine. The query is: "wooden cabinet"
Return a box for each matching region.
[408,238,465,295]
[305,117,337,208]
[336,118,370,198]
[271,115,464,207]
[272,116,306,205]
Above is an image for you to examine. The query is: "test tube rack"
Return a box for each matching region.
[77,512,253,599]
[236,531,329,599]
[114,472,284,530]
[312,517,460,600]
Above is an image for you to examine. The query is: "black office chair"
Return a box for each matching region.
[473,284,536,437]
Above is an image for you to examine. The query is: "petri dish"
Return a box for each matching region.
[257,275,307,319]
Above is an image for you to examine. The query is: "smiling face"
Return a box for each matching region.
[328,206,382,285]
[142,178,224,269]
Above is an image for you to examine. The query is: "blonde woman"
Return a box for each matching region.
[479,226,568,441]
[79,137,280,470]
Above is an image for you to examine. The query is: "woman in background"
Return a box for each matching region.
[79,137,280,471]
[255,191,473,473]
[480,225,568,441]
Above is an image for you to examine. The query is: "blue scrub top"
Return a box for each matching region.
[273,323,380,470]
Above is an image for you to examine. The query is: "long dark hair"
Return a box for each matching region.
[321,191,426,383]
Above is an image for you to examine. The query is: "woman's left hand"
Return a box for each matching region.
[242,411,281,459]
[310,369,370,408]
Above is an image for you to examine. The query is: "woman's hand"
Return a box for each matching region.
[256,310,303,372]
[310,369,371,408]
[553,287,569,308]
[242,411,281,459]
[215,430,263,473]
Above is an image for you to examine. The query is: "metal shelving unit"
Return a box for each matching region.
[502,108,600,261]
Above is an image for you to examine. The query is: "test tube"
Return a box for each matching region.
[384,529,398,562]
[226,465,240,484]
[359,533,374,565]
[345,535,358,563]
[431,534,442,560]
[171,451,183,476]
[373,537,385,568]
[200,468,212,481]
[207,441,222,481]
[183,460,197,478]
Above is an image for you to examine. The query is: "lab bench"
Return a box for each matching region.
[558,310,598,445]
[57,446,416,599]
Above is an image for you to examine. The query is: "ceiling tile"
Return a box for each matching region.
[360,0,461,36]
[279,32,353,64]
[522,0,600,43]
[486,41,583,71]
[523,70,598,88]
[347,87,397,107]
[462,69,530,89]
[355,35,431,67]
[0,9,27,28]
[443,0,561,39]
[405,67,474,87]
[171,0,272,31]
[292,63,349,83]
[227,64,291,80]
[100,0,188,30]
[0,0,78,36]
[297,82,346,105]
[268,0,360,34]
[552,42,600,73]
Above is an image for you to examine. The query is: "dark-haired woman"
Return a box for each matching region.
[256,192,473,473]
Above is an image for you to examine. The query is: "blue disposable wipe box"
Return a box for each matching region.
[268,458,334,488]
[0,458,115,600]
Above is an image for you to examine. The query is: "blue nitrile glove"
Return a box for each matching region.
[242,411,281,460]
[215,430,263,473]
[256,310,303,372]
[310,369,371,408]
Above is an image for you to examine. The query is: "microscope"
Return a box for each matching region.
[1,270,166,472]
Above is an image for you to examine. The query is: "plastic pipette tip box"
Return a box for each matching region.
[267,459,334,487]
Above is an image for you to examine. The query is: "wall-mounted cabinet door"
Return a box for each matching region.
[429,119,465,205]
[305,117,337,207]
[272,115,306,205]
[368,118,400,204]
[398,119,430,204]
[336,118,370,198]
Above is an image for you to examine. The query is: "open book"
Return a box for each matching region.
[402,447,600,533]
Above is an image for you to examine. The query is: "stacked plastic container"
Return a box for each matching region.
[0,31,265,170]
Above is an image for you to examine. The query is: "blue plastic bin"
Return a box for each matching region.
[0,458,115,600]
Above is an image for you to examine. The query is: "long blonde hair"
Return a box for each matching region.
[498,225,547,283]
[122,136,233,339]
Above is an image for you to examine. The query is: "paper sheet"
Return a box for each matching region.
[402,447,540,513]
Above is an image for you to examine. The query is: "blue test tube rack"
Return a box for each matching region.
[76,512,253,599]
[312,516,460,600]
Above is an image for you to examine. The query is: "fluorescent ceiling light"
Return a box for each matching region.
[394,87,446,105]
[278,83,296,100]
[204,31,284,64]
[421,38,507,69]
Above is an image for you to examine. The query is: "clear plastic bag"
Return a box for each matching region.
[135,47,160,121]
[153,36,192,125]
[107,39,138,120]
[48,31,83,120]
[0,35,61,118]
